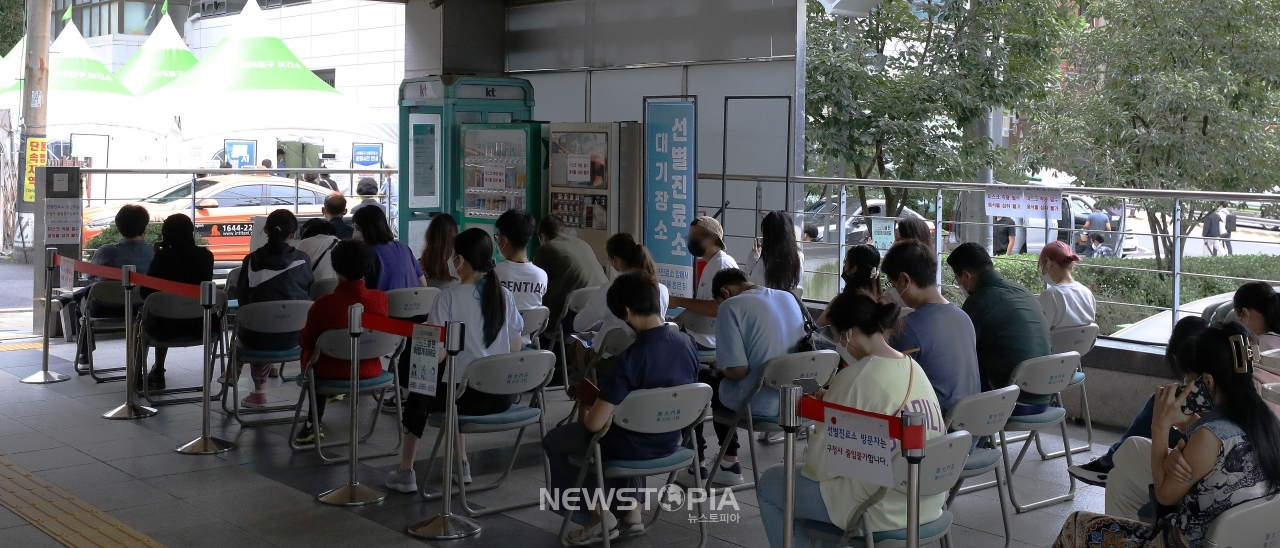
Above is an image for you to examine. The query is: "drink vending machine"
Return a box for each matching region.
[547,122,645,267]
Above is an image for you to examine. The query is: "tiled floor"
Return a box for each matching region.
[0,335,1118,547]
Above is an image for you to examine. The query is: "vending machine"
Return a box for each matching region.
[547,122,645,267]
[458,122,546,235]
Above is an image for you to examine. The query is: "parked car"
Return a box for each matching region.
[803,199,939,244]
[82,175,339,262]
[948,185,1136,256]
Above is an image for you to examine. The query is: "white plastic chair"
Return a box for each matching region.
[681,311,718,364]
[419,350,558,517]
[221,300,312,426]
[551,286,598,391]
[944,385,1020,548]
[519,306,551,349]
[73,280,140,382]
[1203,493,1280,547]
[135,289,228,406]
[799,431,973,548]
[309,278,339,301]
[999,352,1081,513]
[1042,323,1100,458]
[386,287,440,321]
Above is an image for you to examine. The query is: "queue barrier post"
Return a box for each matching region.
[778,384,802,548]
[22,248,70,384]
[103,265,157,420]
[176,281,235,455]
[318,303,386,505]
[408,320,482,539]
[902,411,926,548]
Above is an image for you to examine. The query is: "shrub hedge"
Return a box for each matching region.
[84,223,208,256]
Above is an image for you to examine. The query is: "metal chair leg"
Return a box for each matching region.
[1037,382,1093,459]
[1001,423,1076,513]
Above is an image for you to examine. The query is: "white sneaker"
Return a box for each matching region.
[757,431,784,444]
[386,468,418,493]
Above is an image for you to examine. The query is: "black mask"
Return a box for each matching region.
[841,269,857,286]
[687,236,707,258]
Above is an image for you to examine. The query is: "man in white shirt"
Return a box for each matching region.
[493,209,548,312]
[669,216,737,349]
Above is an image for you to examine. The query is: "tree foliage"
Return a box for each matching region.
[1020,0,1280,269]
[805,0,1073,214]
[0,0,21,58]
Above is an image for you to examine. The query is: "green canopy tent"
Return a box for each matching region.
[0,40,25,103]
[114,11,197,95]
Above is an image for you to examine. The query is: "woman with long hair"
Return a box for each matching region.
[1056,321,1280,548]
[1232,281,1280,416]
[817,244,881,326]
[572,233,668,337]
[1037,240,1096,329]
[895,217,933,249]
[140,214,214,389]
[746,210,804,291]
[387,228,524,491]
[418,213,460,288]
[352,206,425,291]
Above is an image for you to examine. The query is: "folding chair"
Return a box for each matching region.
[1203,493,1280,547]
[559,382,714,548]
[558,327,637,427]
[310,278,339,301]
[135,289,228,406]
[681,311,718,365]
[287,329,404,464]
[1039,324,1100,458]
[73,281,140,382]
[220,266,242,360]
[799,431,972,548]
[419,350,557,517]
[998,352,1081,513]
[519,306,551,350]
[221,300,312,426]
[703,350,841,492]
[944,385,1020,548]
[551,286,598,392]
[386,287,440,322]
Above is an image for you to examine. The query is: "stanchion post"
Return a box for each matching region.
[22,248,70,384]
[176,281,234,454]
[778,384,802,548]
[103,265,157,420]
[408,321,482,539]
[318,303,386,505]
[902,411,926,548]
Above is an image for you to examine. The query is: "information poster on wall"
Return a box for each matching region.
[644,99,697,298]
[871,218,895,250]
[22,137,47,203]
[224,140,257,169]
[822,407,895,488]
[59,258,74,290]
[407,324,442,397]
[408,114,441,209]
[44,198,82,245]
[984,189,1026,217]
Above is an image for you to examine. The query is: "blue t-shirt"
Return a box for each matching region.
[715,287,806,417]
[1086,211,1110,232]
[365,241,424,292]
[597,326,701,461]
[90,239,154,276]
[889,302,981,412]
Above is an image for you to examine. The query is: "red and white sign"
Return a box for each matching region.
[984,190,1025,217]
[822,406,895,487]
[567,154,591,183]
[1025,188,1062,219]
[58,259,74,290]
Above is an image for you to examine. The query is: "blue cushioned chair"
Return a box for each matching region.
[998,352,1081,513]
[287,328,404,464]
[221,300,312,426]
[135,289,227,406]
[559,382,714,548]
[1037,324,1100,459]
[799,431,972,548]
[944,385,1020,548]
[418,350,557,517]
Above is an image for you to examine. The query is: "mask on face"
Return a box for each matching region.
[1179,376,1214,415]
[886,285,906,307]
[1041,270,1055,286]
[687,236,707,258]
[958,286,968,299]
[446,255,461,280]
[352,228,363,241]
[834,332,861,367]
[841,268,858,287]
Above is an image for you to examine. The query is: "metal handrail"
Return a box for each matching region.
[77,168,397,175]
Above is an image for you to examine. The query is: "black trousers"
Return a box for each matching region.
[694,368,739,462]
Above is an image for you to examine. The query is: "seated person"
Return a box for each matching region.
[236,209,314,406]
[532,215,608,342]
[693,268,805,485]
[1055,321,1280,547]
[881,241,980,413]
[668,216,737,349]
[542,272,700,544]
[294,218,339,280]
[387,228,524,492]
[352,206,424,291]
[493,209,548,343]
[323,194,354,239]
[817,244,882,326]
[947,243,1052,413]
[757,291,946,548]
[1230,282,1280,416]
[293,241,389,443]
[1037,241,1096,329]
[417,213,460,289]
[68,204,154,360]
[141,214,214,390]
[349,177,386,215]
[573,233,669,339]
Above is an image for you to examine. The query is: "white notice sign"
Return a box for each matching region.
[483,164,506,189]
[407,324,442,396]
[822,407,894,487]
[871,218,895,250]
[44,198,82,245]
[59,258,74,290]
[1024,188,1062,220]
[566,154,591,183]
[984,190,1026,217]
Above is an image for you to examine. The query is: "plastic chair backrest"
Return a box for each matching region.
[519,306,551,338]
[226,267,241,299]
[790,287,805,301]
[1050,324,1099,357]
[236,300,312,335]
[315,329,403,361]
[1203,493,1280,547]
[142,290,226,321]
[761,350,841,391]
[566,286,597,316]
[682,311,716,335]
[310,278,339,301]
[85,280,138,309]
[462,350,557,396]
[664,322,680,333]
[611,383,713,434]
[890,430,973,496]
[386,287,441,320]
[597,327,636,358]
[1008,352,1081,397]
[945,385,1020,438]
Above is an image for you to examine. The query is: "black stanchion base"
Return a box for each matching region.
[317,482,386,506]
[407,513,482,539]
[175,436,235,455]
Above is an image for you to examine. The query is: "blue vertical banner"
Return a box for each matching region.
[644,100,696,298]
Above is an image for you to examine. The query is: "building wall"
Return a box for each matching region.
[85,34,148,72]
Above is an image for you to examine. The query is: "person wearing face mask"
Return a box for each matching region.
[881,241,979,413]
[573,233,669,339]
[351,206,426,291]
[757,290,946,548]
[668,216,738,349]
[1037,240,1096,330]
[1055,321,1280,547]
[816,244,882,327]
[946,243,1051,412]
[745,210,804,291]
[387,228,524,492]
[493,209,548,315]
[1087,233,1114,258]
[1230,282,1280,416]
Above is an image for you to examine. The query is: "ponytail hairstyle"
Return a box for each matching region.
[1039,240,1081,270]
[156,213,196,253]
[262,209,298,254]
[841,244,883,298]
[605,233,657,283]
[1232,281,1280,334]
[455,228,505,347]
[760,210,801,290]
[1184,321,1280,487]
[825,289,900,338]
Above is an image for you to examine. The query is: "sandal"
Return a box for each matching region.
[567,512,619,546]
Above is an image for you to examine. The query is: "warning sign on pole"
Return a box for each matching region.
[407,324,442,396]
[821,406,895,487]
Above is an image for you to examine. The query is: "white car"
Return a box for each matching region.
[803,199,937,244]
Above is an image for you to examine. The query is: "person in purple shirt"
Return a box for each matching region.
[351,206,425,291]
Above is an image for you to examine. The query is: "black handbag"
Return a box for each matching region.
[789,290,820,353]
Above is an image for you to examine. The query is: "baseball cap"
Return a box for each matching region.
[693,216,723,240]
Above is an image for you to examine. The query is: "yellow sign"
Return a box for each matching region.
[22,137,47,203]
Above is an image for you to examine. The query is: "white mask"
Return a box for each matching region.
[886,285,906,307]
[958,286,968,299]
[607,265,620,280]
[1040,268,1055,286]
[447,254,461,280]
[834,331,862,367]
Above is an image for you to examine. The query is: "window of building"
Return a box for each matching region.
[53,0,188,38]
[312,69,335,88]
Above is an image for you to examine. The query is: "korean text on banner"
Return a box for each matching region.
[59,259,74,290]
[352,144,383,168]
[985,189,1025,217]
[871,218,895,250]
[44,198,83,245]
[23,137,48,203]
[1025,188,1062,220]
[407,324,442,397]
[644,101,696,298]
[822,406,895,488]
